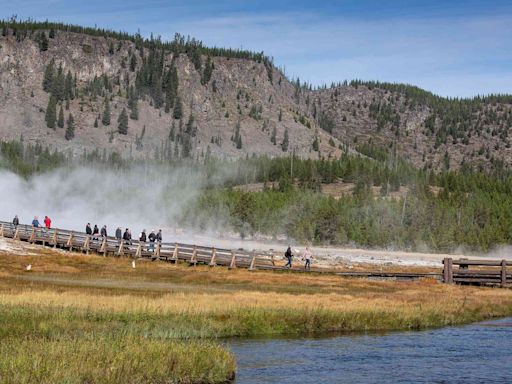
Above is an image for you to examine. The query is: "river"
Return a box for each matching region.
[228,318,512,383]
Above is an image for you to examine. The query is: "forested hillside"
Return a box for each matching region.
[1,19,512,171]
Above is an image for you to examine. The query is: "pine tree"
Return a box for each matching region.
[94,116,98,128]
[236,134,243,149]
[128,87,138,120]
[45,95,57,129]
[57,105,64,128]
[39,31,48,52]
[42,59,55,92]
[102,98,111,126]
[271,127,277,145]
[65,70,74,100]
[49,28,55,39]
[118,108,129,135]
[312,137,319,152]
[52,63,65,101]
[173,96,183,119]
[281,128,289,152]
[201,56,214,85]
[129,54,137,72]
[65,113,75,140]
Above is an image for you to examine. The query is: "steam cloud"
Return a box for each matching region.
[0,166,207,238]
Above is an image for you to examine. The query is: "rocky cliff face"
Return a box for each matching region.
[1,27,511,170]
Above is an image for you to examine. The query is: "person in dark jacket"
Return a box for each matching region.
[100,225,107,238]
[115,227,122,240]
[139,229,147,242]
[284,246,293,268]
[32,216,40,228]
[148,230,156,251]
[156,229,162,243]
[12,215,19,227]
[123,228,131,241]
[92,224,99,240]
[86,223,92,235]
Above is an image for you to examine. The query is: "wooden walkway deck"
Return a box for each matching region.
[10,220,509,285]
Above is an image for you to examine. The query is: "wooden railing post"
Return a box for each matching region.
[52,230,59,248]
[209,247,217,267]
[443,258,453,284]
[83,235,90,254]
[155,242,161,259]
[29,228,36,243]
[100,237,107,256]
[190,246,197,264]
[117,240,124,257]
[270,251,275,266]
[171,243,179,263]
[229,251,236,269]
[248,252,257,271]
[501,259,507,287]
[135,242,142,258]
[13,226,20,241]
[0,223,4,237]
[66,232,74,251]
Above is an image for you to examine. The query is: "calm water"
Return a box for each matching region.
[228,318,512,383]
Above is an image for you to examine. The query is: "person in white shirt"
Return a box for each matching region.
[303,247,312,270]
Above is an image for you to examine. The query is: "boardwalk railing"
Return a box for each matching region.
[0,221,276,270]
[443,258,510,287]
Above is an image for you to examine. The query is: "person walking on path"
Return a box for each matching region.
[12,215,19,228]
[32,216,40,228]
[284,246,293,268]
[115,227,122,240]
[303,247,312,270]
[86,223,92,235]
[44,216,51,229]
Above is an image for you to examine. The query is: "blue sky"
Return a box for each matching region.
[1,0,512,97]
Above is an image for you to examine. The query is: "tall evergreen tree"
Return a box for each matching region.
[39,31,48,51]
[65,70,74,100]
[45,95,57,129]
[42,59,55,93]
[52,63,65,101]
[281,128,289,152]
[118,108,129,134]
[102,98,111,126]
[57,105,64,128]
[271,127,277,145]
[65,113,75,140]
[128,87,138,120]
[173,96,183,119]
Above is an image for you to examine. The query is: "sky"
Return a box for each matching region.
[1,0,511,97]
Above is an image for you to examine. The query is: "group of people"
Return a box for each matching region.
[12,215,52,229]
[284,245,313,270]
[85,223,163,250]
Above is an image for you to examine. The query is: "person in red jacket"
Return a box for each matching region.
[44,215,51,229]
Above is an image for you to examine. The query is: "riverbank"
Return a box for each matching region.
[1,243,512,382]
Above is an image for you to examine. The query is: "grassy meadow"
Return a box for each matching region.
[1,244,512,383]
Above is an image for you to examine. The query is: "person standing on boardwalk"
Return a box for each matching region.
[92,224,99,240]
[148,230,156,251]
[12,215,19,227]
[139,229,147,243]
[115,227,122,240]
[123,228,131,244]
[44,216,51,229]
[32,216,40,228]
[100,225,107,238]
[284,246,293,268]
[303,247,312,270]
[156,229,162,243]
[86,223,92,235]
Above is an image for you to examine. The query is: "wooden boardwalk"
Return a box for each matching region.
[1,219,489,284]
[443,258,511,287]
